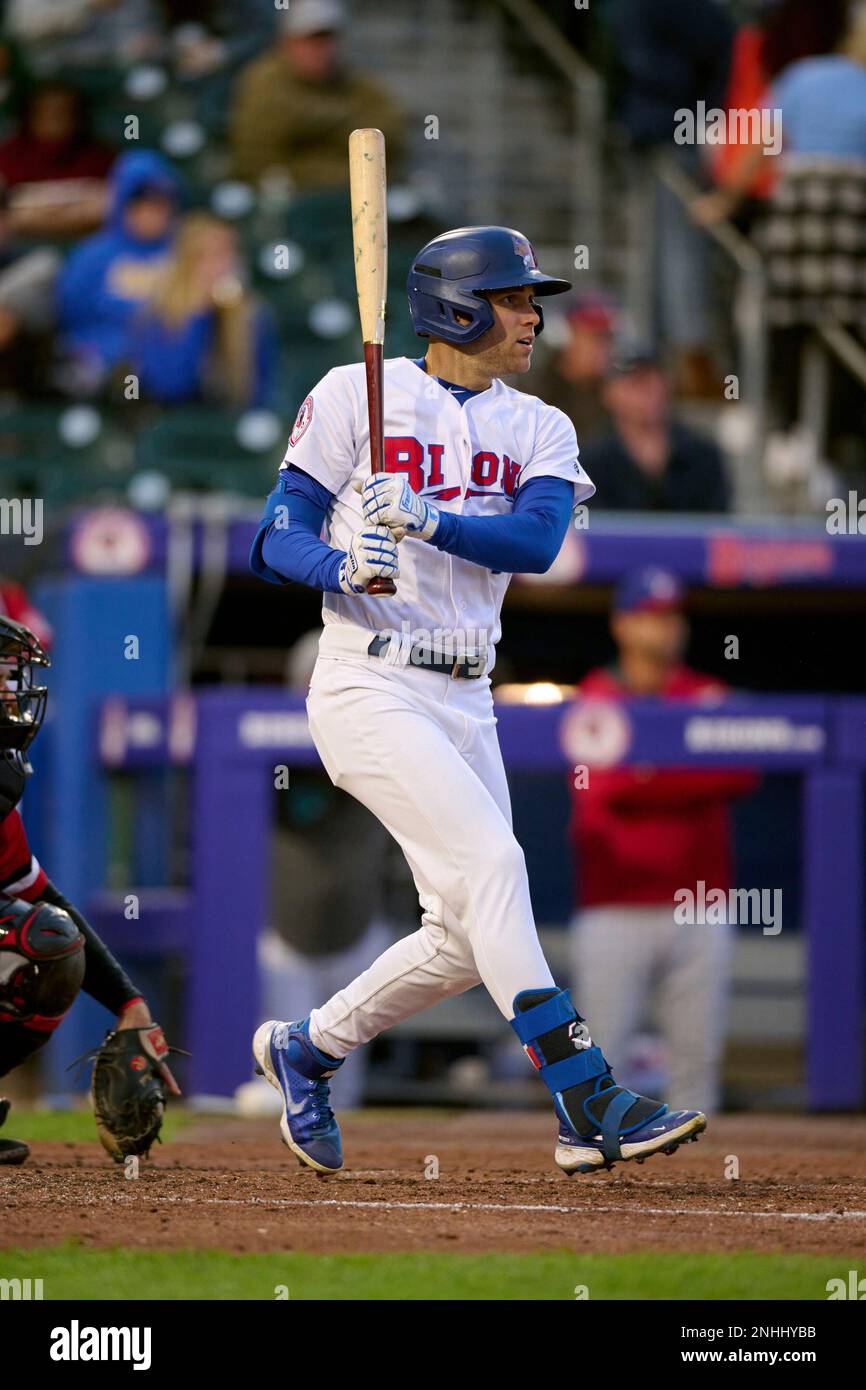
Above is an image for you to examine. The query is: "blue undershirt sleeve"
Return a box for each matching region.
[429,475,574,574]
[250,465,345,592]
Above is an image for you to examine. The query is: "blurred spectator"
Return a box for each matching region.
[609,0,734,161]
[693,3,866,456]
[701,1,851,225]
[129,212,278,408]
[760,0,851,79]
[236,630,392,1114]
[580,345,730,511]
[706,6,781,221]
[569,568,758,1112]
[751,38,866,331]
[697,2,866,230]
[57,150,181,394]
[166,1,280,139]
[166,0,280,79]
[0,82,114,238]
[0,579,52,649]
[532,293,618,443]
[606,0,735,396]
[4,0,165,74]
[0,179,59,396]
[229,0,405,191]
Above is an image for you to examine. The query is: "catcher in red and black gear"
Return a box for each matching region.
[0,615,181,1165]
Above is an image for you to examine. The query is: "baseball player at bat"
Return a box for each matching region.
[250,226,707,1176]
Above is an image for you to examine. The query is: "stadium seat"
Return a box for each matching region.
[0,404,132,499]
[283,190,353,257]
[134,408,283,496]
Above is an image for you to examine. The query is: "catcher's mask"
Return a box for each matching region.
[0,895,84,1027]
[0,616,50,822]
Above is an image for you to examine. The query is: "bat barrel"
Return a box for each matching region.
[350,129,395,596]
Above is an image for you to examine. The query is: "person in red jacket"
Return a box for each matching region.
[569,568,758,1113]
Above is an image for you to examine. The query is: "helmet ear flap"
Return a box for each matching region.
[411,282,493,345]
[443,293,490,342]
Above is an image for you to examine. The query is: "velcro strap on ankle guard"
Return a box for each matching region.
[510,989,609,1096]
[538,1048,609,1095]
[596,1089,642,1160]
[510,988,576,1043]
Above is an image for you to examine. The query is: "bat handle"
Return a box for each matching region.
[367,576,397,597]
[364,340,396,597]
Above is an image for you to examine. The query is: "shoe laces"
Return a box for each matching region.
[309,1076,335,1131]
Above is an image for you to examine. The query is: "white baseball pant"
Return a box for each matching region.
[305,627,554,1057]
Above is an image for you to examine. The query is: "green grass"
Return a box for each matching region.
[0,1246,853,1301]
[4,1107,190,1145]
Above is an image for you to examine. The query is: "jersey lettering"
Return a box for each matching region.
[471,451,499,488]
[502,454,522,496]
[427,443,445,487]
[276,358,593,648]
[382,440,522,500]
[383,436,425,492]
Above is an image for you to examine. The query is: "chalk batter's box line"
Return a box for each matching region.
[66,1194,866,1223]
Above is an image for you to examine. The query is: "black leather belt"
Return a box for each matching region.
[367,634,486,679]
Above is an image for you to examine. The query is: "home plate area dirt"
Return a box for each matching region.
[3,1112,866,1257]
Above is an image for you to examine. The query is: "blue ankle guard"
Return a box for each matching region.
[509,989,609,1098]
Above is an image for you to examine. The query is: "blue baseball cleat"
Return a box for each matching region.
[252,1019,344,1174]
[510,988,707,1176]
[554,1106,706,1175]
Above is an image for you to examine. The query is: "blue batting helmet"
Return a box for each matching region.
[406,225,572,345]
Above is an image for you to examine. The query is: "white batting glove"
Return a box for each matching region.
[338,525,399,594]
[354,474,440,542]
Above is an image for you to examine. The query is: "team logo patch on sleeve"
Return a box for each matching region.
[289,395,314,446]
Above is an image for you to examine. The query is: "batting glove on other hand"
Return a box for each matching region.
[354,473,440,542]
[339,525,399,594]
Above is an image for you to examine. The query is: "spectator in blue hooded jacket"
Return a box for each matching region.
[57,149,181,392]
[130,211,278,409]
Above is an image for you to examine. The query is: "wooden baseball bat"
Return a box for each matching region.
[348,126,394,597]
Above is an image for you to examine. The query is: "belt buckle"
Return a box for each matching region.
[453,652,485,680]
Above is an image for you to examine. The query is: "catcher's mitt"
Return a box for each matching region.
[87,1024,182,1162]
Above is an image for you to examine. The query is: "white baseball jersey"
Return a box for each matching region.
[281,356,595,651]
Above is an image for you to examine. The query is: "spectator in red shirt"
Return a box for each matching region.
[569,568,757,1113]
[0,82,114,238]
